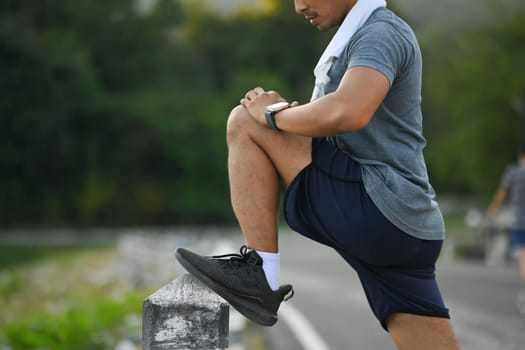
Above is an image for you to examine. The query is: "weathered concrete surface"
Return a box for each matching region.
[143,274,229,350]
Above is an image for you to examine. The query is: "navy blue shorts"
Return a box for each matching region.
[284,138,450,330]
[510,229,525,248]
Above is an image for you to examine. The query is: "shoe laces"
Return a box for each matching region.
[207,245,260,267]
[208,245,295,301]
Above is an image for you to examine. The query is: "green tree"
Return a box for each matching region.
[0,0,212,226]
[422,8,525,196]
[0,0,327,227]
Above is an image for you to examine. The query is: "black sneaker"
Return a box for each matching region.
[175,245,293,326]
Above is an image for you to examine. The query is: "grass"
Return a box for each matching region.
[0,244,153,350]
[0,245,95,270]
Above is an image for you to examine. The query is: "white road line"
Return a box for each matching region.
[279,302,332,350]
[210,240,331,350]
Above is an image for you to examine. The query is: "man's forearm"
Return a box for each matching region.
[274,93,369,137]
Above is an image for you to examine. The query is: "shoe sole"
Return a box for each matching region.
[175,250,278,326]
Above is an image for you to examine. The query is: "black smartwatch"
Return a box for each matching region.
[265,102,290,132]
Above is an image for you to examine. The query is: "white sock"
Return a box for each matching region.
[256,250,280,291]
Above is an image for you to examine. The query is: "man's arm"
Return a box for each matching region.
[487,187,509,218]
[242,66,390,137]
[276,66,390,136]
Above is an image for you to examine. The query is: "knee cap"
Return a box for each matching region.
[226,105,251,140]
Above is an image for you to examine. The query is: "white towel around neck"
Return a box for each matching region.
[311,0,387,101]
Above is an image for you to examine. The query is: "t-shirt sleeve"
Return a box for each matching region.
[344,22,409,86]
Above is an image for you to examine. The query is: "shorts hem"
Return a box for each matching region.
[380,309,451,332]
[283,163,312,232]
[510,229,525,248]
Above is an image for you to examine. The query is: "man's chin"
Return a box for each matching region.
[312,20,338,32]
[316,24,337,32]
[311,22,327,31]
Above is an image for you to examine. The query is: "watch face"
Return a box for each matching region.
[267,102,290,112]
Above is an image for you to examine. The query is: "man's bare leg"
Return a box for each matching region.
[518,247,525,284]
[387,313,460,350]
[516,247,525,315]
[226,105,311,253]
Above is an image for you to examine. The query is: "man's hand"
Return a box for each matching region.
[240,87,286,127]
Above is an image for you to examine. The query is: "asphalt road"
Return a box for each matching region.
[4,228,522,349]
[260,230,525,350]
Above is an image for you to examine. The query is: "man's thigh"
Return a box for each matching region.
[229,105,312,187]
[257,132,312,187]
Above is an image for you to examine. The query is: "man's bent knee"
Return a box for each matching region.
[226,105,260,144]
[225,104,311,187]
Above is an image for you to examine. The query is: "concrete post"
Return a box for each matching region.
[142,274,229,350]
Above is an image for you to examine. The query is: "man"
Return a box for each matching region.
[176,0,460,348]
[488,142,525,315]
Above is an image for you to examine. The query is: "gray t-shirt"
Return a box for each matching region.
[322,8,445,240]
[501,164,525,230]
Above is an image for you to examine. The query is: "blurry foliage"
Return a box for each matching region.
[1,0,524,226]
[0,0,328,227]
[0,245,145,350]
[422,8,525,196]
[0,245,91,270]
[3,293,142,350]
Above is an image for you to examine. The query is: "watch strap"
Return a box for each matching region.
[265,110,282,132]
